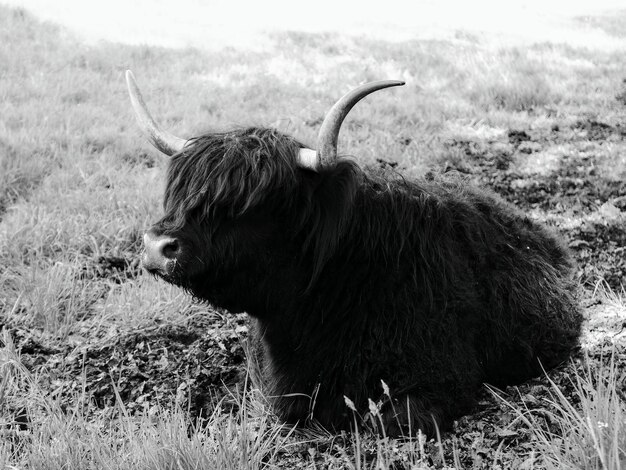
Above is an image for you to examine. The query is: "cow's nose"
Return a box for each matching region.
[142,230,180,275]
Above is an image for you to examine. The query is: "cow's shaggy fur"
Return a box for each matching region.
[150,127,581,436]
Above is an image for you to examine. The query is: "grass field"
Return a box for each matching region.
[1,4,626,468]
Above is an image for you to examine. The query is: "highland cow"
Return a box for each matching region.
[126,70,581,436]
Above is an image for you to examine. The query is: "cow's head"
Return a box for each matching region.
[126,71,403,309]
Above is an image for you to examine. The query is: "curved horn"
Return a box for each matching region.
[126,70,187,156]
[312,80,405,167]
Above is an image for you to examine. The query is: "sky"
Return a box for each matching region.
[2,0,625,50]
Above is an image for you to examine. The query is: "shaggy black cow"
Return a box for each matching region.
[126,71,581,436]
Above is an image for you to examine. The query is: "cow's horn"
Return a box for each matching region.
[126,70,187,156]
[311,80,405,168]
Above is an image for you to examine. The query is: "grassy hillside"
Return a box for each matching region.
[1,5,626,468]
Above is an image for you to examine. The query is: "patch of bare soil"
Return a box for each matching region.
[10,311,249,421]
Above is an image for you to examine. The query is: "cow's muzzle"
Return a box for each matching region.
[142,230,180,277]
